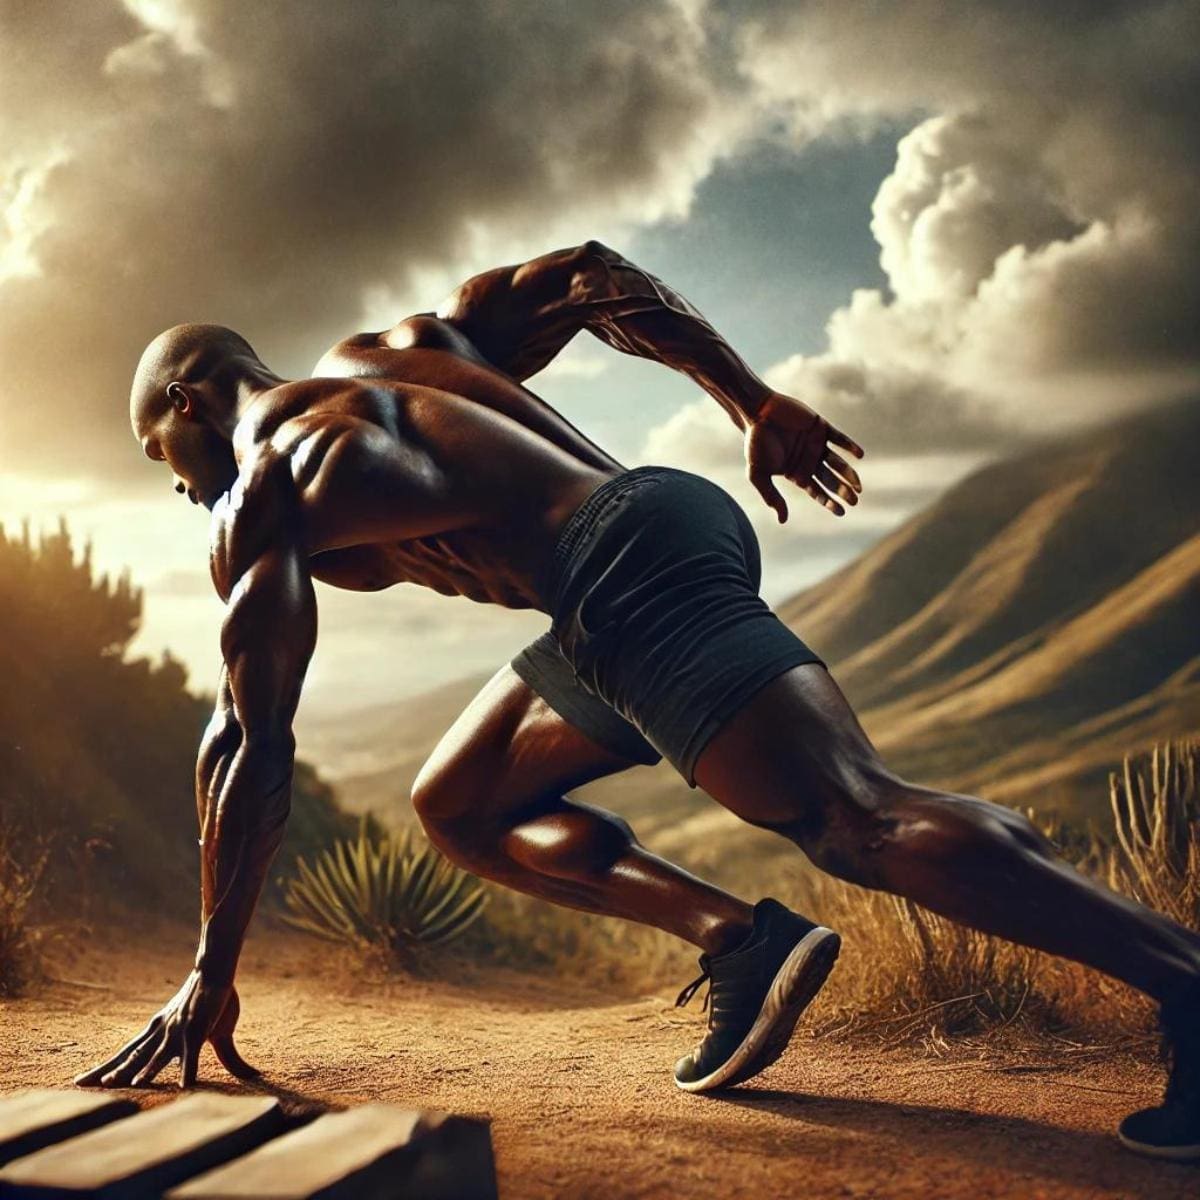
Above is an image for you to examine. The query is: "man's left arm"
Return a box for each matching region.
[437,241,865,520]
[77,463,316,1089]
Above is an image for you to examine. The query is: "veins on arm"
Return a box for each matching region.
[197,457,317,984]
[437,240,771,428]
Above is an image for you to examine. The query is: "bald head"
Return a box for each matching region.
[129,323,259,437]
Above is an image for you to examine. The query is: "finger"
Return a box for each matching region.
[75,1015,165,1086]
[99,1032,164,1087]
[828,426,865,458]
[748,469,788,524]
[823,448,862,493]
[798,477,845,517]
[131,1033,182,1087]
[212,1034,261,1080]
[815,463,858,507]
[75,1046,143,1087]
[180,1023,202,1089]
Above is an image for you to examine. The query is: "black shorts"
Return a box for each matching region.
[511,465,825,787]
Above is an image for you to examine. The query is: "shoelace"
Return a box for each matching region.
[675,958,713,1014]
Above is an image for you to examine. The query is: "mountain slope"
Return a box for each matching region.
[781,396,1200,819]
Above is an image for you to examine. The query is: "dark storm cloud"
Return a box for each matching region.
[0,0,737,482]
[3,0,1198,490]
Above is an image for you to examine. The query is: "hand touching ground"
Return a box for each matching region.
[74,973,259,1089]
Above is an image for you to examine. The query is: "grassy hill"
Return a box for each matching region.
[778,396,1200,821]
[301,397,1200,866]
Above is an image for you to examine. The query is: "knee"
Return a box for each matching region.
[794,776,1052,891]
[410,752,500,874]
[410,756,467,828]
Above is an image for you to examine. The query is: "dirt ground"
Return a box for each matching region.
[2,918,1196,1200]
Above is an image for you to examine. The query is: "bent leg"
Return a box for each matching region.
[694,662,1200,1004]
[412,664,756,957]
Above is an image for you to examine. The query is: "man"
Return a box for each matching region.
[80,243,1200,1160]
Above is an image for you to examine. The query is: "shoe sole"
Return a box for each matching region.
[1117,1129,1200,1161]
[674,925,841,1093]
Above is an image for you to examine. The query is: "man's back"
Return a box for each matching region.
[314,314,625,477]
[220,364,613,611]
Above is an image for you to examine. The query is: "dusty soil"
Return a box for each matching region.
[2,918,1196,1200]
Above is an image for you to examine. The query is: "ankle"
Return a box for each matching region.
[1161,970,1200,1019]
[700,917,756,958]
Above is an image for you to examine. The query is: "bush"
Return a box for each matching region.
[0,516,357,919]
[0,824,50,997]
[280,819,488,970]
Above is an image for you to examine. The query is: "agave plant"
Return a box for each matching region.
[280,817,488,962]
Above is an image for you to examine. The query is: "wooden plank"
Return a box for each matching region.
[0,1094,286,1198]
[167,1103,497,1200]
[0,1091,138,1166]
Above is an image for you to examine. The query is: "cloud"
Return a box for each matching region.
[6,1,1197,491]
[643,1,1200,512]
[732,1,1200,436]
[0,0,750,483]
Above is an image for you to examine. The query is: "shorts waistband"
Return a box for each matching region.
[540,466,675,611]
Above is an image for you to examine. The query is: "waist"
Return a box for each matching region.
[536,465,702,611]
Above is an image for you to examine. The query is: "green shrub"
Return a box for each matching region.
[280,819,487,967]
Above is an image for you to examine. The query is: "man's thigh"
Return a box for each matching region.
[412,661,645,823]
[691,661,893,834]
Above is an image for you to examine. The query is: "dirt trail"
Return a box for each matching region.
[1,921,1195,1200]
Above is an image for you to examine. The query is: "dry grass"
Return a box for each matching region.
[1104,736,1199,929]
[0,824,50,997]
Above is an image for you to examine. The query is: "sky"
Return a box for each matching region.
[2,1,1198,746]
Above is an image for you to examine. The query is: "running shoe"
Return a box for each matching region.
[1118,978,1200,1161]
[672,896,840,1092]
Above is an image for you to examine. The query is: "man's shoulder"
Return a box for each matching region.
[208,449,303,602]
[313,314,487,378]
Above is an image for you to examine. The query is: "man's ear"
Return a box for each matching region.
[166,381,194,418]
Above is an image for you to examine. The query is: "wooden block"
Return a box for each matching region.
[0,1094,286,1198]
[167,1103,497,1200]
[0,1091,138,1166]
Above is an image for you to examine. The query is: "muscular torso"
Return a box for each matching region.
[214,317,623,611]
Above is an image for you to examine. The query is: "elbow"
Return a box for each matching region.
[580,239,621,265]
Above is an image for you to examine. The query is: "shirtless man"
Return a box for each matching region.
[79,243,1200,1160]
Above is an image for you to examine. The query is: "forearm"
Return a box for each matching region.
[194,737,294,984]
[573,245,770,429]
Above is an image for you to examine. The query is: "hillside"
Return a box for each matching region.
[299,398,1200,856]
[779,396,1200,819]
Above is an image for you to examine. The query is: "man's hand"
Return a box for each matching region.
[74,974,258,1089]
[744,390,865,522]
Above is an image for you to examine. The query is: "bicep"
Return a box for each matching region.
[220,542,317,748]
[434,243,605,380]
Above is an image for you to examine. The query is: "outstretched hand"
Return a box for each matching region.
[744,390,864,522]
[74,972,258,1089]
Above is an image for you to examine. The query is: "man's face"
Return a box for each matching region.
[138,412,237,511]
